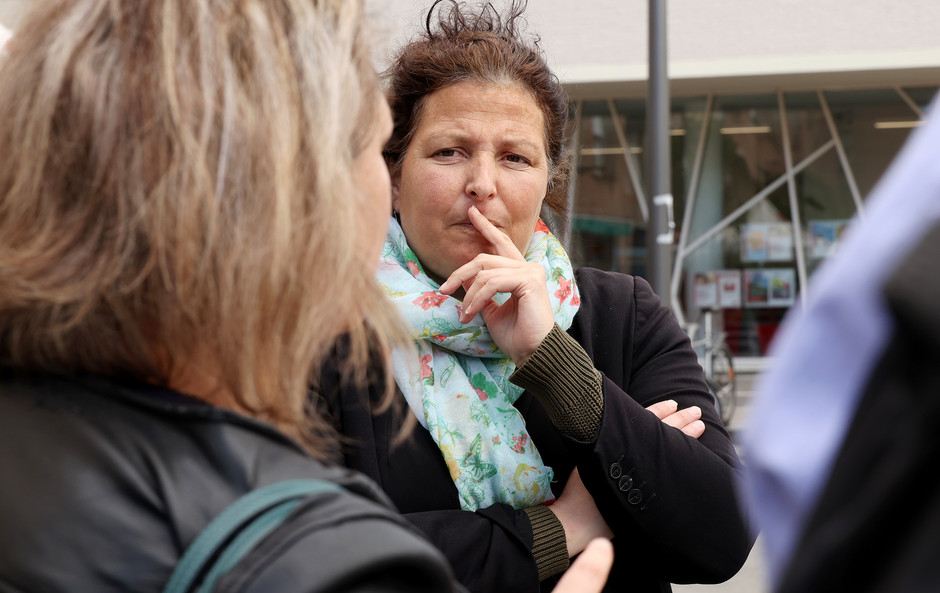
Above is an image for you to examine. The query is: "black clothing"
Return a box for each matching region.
[777,220,940,593]
[0,372,456,593]
[321,268,753,593]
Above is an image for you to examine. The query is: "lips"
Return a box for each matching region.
[453,217,502,230]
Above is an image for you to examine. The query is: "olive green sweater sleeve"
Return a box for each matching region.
[509,323,604,442]
[513,324,605,580]
[521,505,569,581]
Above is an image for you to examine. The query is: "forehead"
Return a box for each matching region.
[415,81,546,143]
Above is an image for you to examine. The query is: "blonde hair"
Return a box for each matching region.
[0,0,403,452]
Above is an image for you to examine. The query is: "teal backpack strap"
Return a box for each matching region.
[162,478,345,593]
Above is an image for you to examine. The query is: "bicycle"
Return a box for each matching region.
[686,308,737,426]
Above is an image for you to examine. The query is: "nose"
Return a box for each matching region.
[465,157,497,201]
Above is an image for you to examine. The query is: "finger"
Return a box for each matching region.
[659,405,702,430]
[468,205,525,260]
[681,420,706,439]
[556,538,614,593]
[440,254,524,295]
[645,400,678,419]
[459,266,543,321]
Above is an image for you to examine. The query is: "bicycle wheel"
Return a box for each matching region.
[709,345,737,426]
[705,378,724,424]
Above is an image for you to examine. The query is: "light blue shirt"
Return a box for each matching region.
[742,92,940,588]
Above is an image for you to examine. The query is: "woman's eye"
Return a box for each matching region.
[435,149,458,157]
[505,154,530,165]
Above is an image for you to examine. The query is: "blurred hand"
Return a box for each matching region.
[439,205,554,365]
[647,400,705,438]
[554,538,614,593]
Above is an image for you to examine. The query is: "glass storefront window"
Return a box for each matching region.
[825,88,921,199]
[794,148,857,278]
[901,85,939,111]
[569,100,646,275]
[566,85,932,359]
[570,97,707,276]
[707,95,784,222]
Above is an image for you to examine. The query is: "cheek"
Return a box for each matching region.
[510,180,547,250]
[399,170,450,216]
[358,159,392,267]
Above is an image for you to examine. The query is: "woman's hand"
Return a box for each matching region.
[548,468,614,558]
[646,400,705,438]
[439,205,555,365]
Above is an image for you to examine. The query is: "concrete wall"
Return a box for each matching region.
[365,0,940,96]
[4,1,937,96]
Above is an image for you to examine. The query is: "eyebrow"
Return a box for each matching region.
[423,132,544,156]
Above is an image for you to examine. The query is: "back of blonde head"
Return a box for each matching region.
[0,0,401,451]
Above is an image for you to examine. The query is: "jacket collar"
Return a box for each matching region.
[884,219,940,349]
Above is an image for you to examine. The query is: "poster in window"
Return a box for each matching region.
[742,223,793,262]
[766,223,794,261]
[717,270,742,308]
[744,270,769,306]
[741,224,768,262]
[809,219,849,258]
[745,268,795,308]
[693,272,718,308]
[767,268,796,306]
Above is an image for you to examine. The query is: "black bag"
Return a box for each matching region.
[162,479,345,593]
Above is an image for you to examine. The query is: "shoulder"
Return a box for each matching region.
[224,486,456,593]
[573,267,661,317]
[574,266,636,295]
[569,267,684,360]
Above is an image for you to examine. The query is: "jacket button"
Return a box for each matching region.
[618,476,633,491]
[627,489,643,505]
[609,463,622,479]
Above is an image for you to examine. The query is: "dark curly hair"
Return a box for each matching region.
[383,0,571,224]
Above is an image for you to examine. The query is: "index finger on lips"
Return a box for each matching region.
[468,205,524,260]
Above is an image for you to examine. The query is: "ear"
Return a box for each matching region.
[391,179,401,213]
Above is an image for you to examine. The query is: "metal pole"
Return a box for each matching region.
[646,0,673,308]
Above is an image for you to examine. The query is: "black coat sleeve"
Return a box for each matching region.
[570,270,754,584]
[401,504,541,593]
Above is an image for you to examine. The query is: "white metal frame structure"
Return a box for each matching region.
[566,87,930,333]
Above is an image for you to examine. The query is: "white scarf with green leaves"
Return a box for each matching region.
[376,217,581,511]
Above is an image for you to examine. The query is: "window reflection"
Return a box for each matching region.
[566,86,937,358]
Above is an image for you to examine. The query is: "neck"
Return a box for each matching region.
[156,345,244,413]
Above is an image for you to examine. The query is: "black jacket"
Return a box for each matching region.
[322,268,754,593]
[0,372,456,593]
[777,220,940,593]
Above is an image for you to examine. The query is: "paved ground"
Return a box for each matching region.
[672,371,770,593]
[673,537,770,593]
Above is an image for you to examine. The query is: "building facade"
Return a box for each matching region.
[4,1,935,365]
[368,0,940,366]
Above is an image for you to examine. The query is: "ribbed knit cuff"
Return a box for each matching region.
[509,324,604,441]
[523,505,569,581]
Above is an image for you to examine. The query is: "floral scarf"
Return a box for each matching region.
[377,217,581,511]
